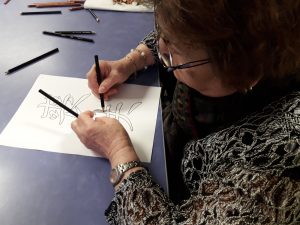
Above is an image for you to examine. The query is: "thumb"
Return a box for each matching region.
[99,76,118,94]
[80,110,95,119]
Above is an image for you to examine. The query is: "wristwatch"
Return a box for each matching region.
[110,161,141,187]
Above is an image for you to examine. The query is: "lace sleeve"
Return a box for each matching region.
[140,30,159,63]
[105,169,179,225]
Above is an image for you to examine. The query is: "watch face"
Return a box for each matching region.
[110,168,119,184]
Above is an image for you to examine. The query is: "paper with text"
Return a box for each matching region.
[0,74,161,162]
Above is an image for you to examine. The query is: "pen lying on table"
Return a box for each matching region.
[21,11,62,15]
[39,89,79,117]
[43,31,94,43]
[87,9,100,22]
[54,30,96,34]
[5,48,59,75]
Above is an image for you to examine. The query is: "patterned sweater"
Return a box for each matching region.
[104,31,300,224]
[105,90,300,224]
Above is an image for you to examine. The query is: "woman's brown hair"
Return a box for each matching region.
[155,0,300,91]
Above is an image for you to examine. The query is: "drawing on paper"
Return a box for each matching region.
[38,93,91,124]
[94,101,142,131]
[38,92,142,131]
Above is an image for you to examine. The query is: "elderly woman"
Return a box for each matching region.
[72,0,300,224]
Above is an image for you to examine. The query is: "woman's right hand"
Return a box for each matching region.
[87,58,133,100]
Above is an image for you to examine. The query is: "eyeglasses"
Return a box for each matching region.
[155,24,211,73]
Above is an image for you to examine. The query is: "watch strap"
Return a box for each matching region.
[110,161,141,187]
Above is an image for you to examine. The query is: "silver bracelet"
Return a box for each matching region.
[125,54,138,78]
[110,160,142,187]
[130,48,148,70]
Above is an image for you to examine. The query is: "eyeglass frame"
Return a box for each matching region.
[155,19,211,73]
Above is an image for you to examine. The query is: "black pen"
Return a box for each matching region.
[38,89,79,117]
[87,9,100,23]
[55,31,96,35]
[94,55,105,112]
[21,11,62,15]
[43,31,94,43]
[5,48,59,75]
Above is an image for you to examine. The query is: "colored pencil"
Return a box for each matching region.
[28,2,81,8]
[69,6,84,11]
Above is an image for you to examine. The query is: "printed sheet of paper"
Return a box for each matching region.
[84,0,153,12]
[0,74,161,162]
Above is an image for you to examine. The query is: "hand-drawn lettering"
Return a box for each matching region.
[38,93,91,124]
[94,101,142,131]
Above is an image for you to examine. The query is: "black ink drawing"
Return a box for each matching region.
[94,101,142,131]
[38,92,142,130]
[38,93,91,124]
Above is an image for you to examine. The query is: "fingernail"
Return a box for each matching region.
[99,86,105,93]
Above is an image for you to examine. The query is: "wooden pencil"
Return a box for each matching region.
[4,0,11,4]
[28,2,81,8]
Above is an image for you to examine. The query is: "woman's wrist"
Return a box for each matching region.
[123,55,138,78]
[109,145,139,168]
[114,58,136,80]
[113,166,145,191]
[120,44,155,77]
[108,145,142,191]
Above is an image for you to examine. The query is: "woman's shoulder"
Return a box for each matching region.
[181,91,300,224]
[183,90,300,181]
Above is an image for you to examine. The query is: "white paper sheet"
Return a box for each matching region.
[84,0,153,12]
[0,74,161,162]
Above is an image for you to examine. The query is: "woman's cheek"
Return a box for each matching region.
[173,70,183,82]
[173,70,190,84]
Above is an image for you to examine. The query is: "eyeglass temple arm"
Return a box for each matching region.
[167,59,211,72]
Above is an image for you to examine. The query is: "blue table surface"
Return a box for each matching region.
[0,2,167,225]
